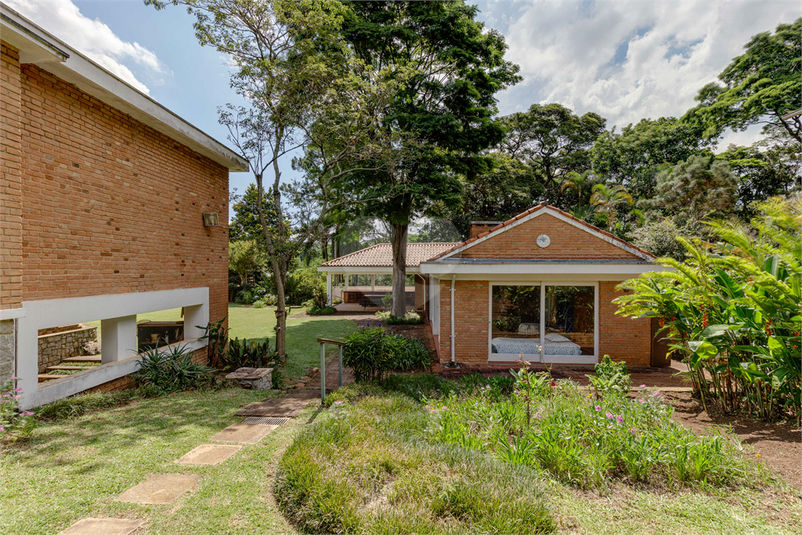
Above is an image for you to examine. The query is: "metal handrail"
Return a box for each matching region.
[316,338,345,403]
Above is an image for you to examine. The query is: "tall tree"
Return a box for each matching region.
[500,103,606,207]
[590,117,711,200]
[339,1,521,317]
[150,0,392,357]
[647,155,739,223]
[684,18,802,144]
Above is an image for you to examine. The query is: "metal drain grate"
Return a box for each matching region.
[242,417,291,426]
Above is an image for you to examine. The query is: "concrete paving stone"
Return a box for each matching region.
[58,518,146,535]
[174,444,243,466]
[210,423,277,445]
[116,474,200,505]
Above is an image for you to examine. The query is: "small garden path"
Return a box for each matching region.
[56,384,325,535]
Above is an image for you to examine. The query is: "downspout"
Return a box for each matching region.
[449,275,456,366]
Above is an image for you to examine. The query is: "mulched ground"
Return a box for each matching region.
[663,390,802,490]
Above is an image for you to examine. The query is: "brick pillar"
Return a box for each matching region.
[0,42,23,311]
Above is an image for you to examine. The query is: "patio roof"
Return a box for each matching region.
[318,242,459,272]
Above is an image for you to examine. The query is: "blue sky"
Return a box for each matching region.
[8,0,801,198]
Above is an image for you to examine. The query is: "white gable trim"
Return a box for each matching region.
[436,207,653,262]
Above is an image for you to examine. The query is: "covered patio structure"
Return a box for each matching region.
[317,242,458,315]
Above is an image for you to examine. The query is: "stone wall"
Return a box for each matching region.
[0,320,14,384]
[38,324,97,373]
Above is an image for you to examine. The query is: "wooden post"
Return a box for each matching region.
[320,342,326,403]
[338,345,343,388]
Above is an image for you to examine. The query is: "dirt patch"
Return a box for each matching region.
[664,390,801,490]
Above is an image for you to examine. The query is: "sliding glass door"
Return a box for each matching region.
[490,283,596,362]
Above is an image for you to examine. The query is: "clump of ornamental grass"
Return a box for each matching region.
[0,378,35,442]
[275,393,555,535]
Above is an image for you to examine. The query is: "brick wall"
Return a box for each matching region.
[0,43,23,310]
[438,279,653,367]
[458,213,639,260]
[4,45,229,326]
[597,282,651,367]
[439,280,490,364]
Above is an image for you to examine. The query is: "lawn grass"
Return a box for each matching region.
[228,304,356,380]
[0,388,308,535]
[86,305,356,380]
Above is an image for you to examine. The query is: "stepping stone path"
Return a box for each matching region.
[211,422,279,444]
[116,474,200,505]
[58,518,145,535]
[66,359,343,533]
[175,444,243,466]
[235,390,318,417]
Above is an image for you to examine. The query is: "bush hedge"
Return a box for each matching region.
[342,327,433,381]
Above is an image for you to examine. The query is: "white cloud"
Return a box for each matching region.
[489,0,800,138]
[5,0,166,95]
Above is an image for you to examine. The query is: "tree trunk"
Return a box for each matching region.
[272,259,287,358]
[321,234,329,262]
[390,223,408,318]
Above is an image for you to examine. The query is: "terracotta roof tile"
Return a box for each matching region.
[320,242,460,269]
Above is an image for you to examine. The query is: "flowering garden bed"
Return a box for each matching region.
[275,370,801,534]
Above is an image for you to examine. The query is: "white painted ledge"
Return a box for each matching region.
[22,338,207,410]
[0,308,26,320]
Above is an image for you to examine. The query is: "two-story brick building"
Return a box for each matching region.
[0,3,248,408]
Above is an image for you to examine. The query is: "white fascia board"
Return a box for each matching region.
[317,266,418,274]
[0,9,68,64]
[419,262,666,277]
[0,307,25,320]
[438,207,654,262]
[0,3,248,172]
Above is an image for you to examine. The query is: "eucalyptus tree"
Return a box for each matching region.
[148,0,394,357]
[338,0,521,318]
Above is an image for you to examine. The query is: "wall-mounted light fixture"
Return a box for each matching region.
[202,212,219,227]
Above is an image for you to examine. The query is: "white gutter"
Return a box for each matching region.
[450,275,456,365]
[419,262,665,276]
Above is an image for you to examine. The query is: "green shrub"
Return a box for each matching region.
[587,354,631,397]
[376,310,423,325]
[493,315,521,332]
[235,289,254,304]
[225,338,276,371]
[134,343,215,393]
[342,327,433,381]
[306,305,336,315]
[616,196,801,420]
[252,300,266,308]
[285,266,325,305]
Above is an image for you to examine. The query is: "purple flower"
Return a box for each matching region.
[334,400,344,405]
[638,399,645,404]
[0,425,4,432]
[616,415,624,423]
[639,384,646,388]
[21,411,33,416]
[594,405,601,412]
[14,387,22,393]
[630,427,636,434]
[652,391,662,397]
[11,376,19,380]
[485,385,491,390]
[605,412,613,419]
[13,395,20,399]
[441,406,448,411]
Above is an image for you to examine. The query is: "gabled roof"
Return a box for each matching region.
[427,203,655,263]
[0,2,248,171]
[320,242,460,269]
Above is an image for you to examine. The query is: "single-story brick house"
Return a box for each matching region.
[0,4,248,408]
[321,203,669,368]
